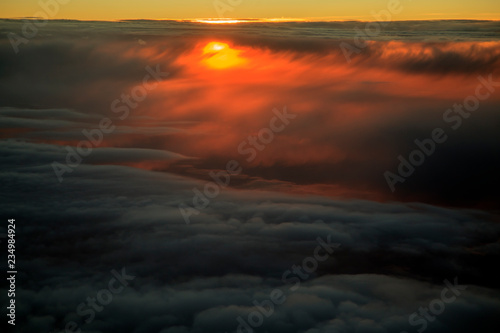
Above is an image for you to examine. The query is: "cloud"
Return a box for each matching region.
[1,19,499,333]
[1,136,500,332]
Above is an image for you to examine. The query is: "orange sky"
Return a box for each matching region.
[0,0,499,21]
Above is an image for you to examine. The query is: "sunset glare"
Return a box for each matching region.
[202,41,247,69]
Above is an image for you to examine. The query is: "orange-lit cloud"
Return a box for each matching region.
[1,21,500,207]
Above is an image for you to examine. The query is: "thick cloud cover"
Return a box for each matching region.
[1,20,500,207]
[1,140,500,332]
[1,19,499,333]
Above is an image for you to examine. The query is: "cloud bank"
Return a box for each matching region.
[1,19,499,333]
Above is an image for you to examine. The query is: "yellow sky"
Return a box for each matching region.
[0,0,499,21]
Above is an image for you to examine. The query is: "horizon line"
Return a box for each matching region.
[1,17,500,24]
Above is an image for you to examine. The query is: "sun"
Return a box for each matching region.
[204,42,227,53]
[202,42,247,69]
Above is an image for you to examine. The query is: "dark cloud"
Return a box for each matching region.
[1,140,500,332]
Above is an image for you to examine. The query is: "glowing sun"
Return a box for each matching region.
[202,42,247,69]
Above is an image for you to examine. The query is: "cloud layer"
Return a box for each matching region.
[1,19,499,333]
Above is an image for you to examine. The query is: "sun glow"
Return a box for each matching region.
[202,42,247,69]
[193,19,247,24]
[204,42,227,52]
[190,18,308,24]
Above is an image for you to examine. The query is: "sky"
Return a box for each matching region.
[1,17,500,333]
[0,0,499,20]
